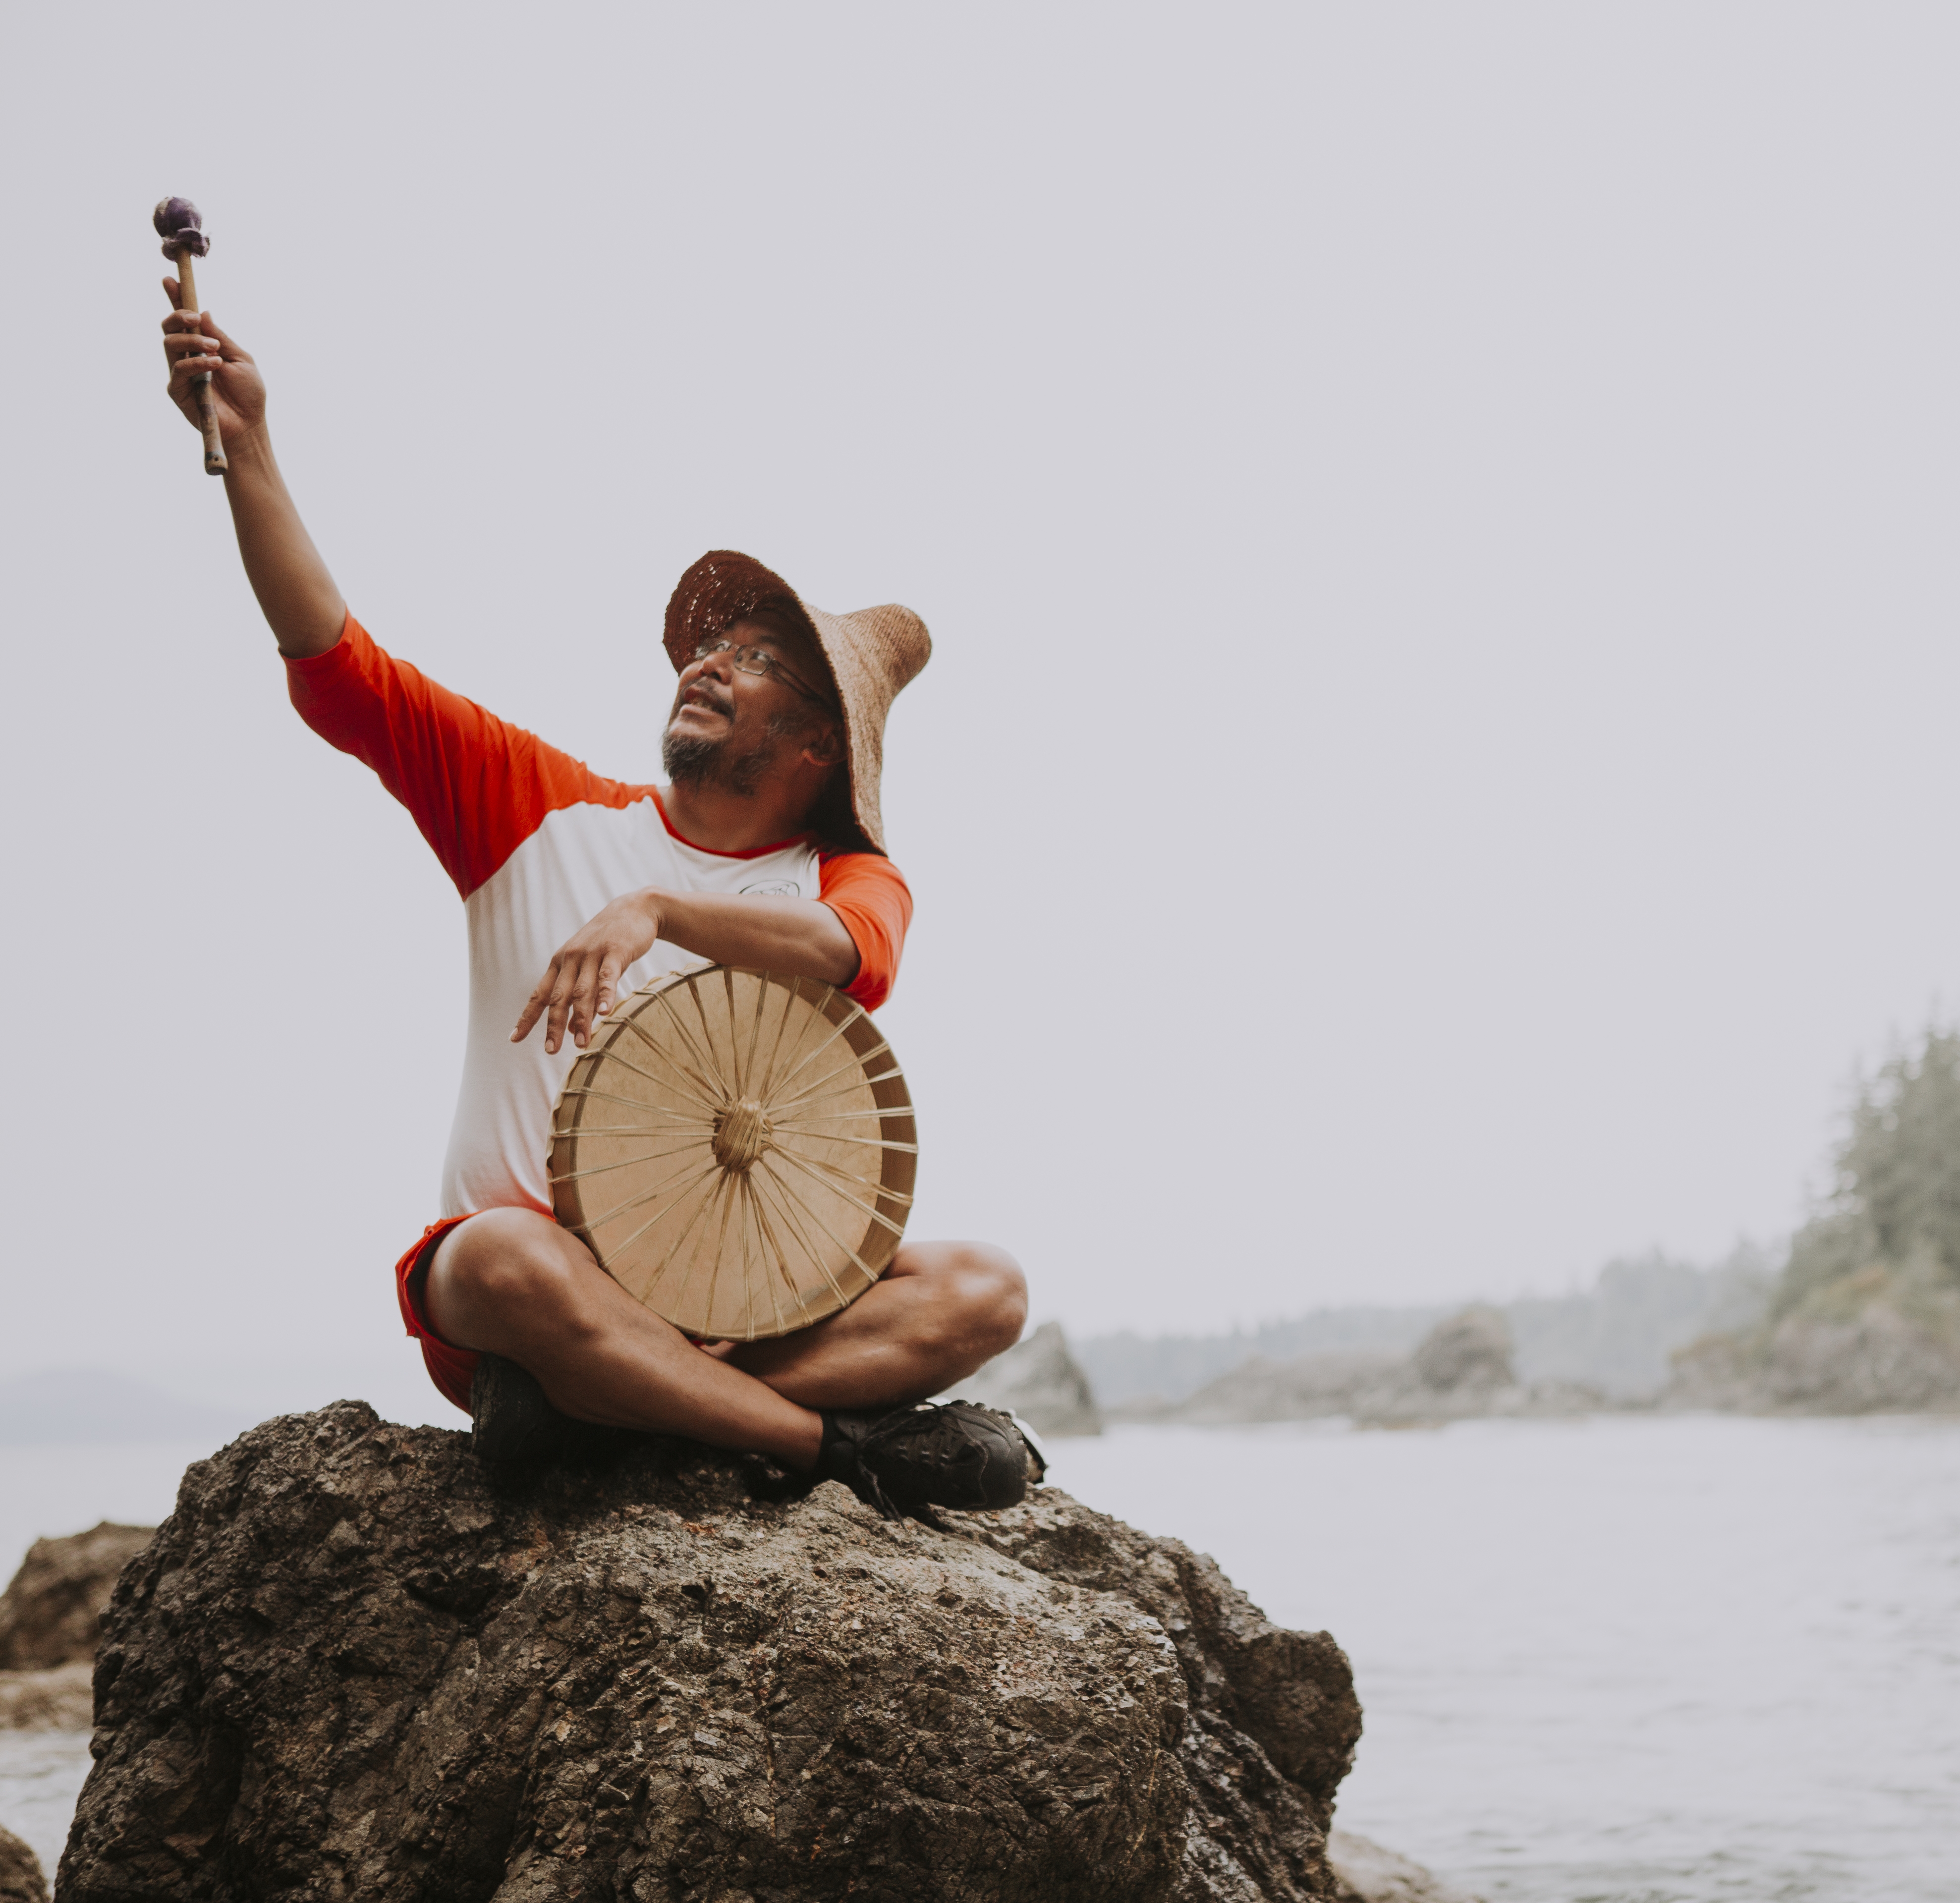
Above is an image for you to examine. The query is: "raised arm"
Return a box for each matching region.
[162,282,345,658]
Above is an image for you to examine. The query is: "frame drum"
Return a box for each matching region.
[548,965,917,1340]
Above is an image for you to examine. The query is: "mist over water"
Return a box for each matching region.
[1053,1416,1960,1903]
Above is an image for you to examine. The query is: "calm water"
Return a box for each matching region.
[1054,1416,1960,1903]
[3,1416,1956,1898]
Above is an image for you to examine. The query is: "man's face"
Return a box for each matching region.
[663,617,838,795]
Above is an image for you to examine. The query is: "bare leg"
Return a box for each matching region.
[421,1210,1026,1471]
[716,1239,1027,1408]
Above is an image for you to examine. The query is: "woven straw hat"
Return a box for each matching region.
[663,551,930,853]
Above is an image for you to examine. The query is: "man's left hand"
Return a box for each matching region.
[513,891,664,1054]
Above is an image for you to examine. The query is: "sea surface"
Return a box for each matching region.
[1055,1416,1960,1903]
[3,1414,1957,1899]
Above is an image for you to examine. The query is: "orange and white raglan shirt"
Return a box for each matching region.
[285,614,912,1408]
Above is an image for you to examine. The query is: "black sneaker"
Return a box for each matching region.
[470,1352,581,1468]
[816,1400,1045,1521]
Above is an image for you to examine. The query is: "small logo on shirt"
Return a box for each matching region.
[740,880,802,897]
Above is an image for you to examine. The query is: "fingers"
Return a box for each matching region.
[199,313,251,361]
[544,955,583,1054]
[516,951,620,1054]
[163,331,221,372]
[161,310,250,355]
[561,950,615,1051]
[162,309,222,396]
[162,301,248,352]
[510,966,556,1044]
[160,287,209,333]
[514,914,651,1054]
[165,349,223,405]
[513,953,588,1056]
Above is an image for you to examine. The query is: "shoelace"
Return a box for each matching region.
[842,1416,914,1520]
[852,1462,903,1521]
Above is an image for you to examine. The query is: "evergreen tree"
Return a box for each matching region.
[1777,1028,1960,1314]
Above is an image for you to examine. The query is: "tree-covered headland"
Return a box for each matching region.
[1675,1027,1960,1410]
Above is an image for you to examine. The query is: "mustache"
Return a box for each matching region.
[676,681,734,719]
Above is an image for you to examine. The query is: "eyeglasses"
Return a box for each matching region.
[690,637,834,709]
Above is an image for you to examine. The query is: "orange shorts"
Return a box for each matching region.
[393,1216,480,1414]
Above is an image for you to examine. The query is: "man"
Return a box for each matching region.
[161,283,1035,1517]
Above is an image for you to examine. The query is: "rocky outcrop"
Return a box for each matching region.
[1111,1354,1400,1426]
[1119,1310,1602,1428]
[0,1659,93,1730]
[1349,1308,1605,1426]
[0,1521,152,1734]
[1407,1310,1508,1394]
[0,1825,50,1903]
[954,1321,1104,1437]
[59,1401,1361,1902]
[1326,1831,1483,1903]
[1669,1266,1960,1414]
[0,1523,154,1670]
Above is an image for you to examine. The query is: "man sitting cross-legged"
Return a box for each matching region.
[160,283,1035,1517]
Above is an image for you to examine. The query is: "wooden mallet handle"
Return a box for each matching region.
[153,197,227,477]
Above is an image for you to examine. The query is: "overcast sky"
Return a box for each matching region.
[5,4,1960,1423]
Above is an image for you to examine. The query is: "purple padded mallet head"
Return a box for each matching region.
[154,195,226,474]
[153,196,209,259]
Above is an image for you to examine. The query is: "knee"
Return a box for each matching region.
[944,1242,1028,1361]
[439,1211,586,1323]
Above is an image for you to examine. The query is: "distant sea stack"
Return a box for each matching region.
[1112,1308,1603,1428]
[0,1521,154,1733]
[954,1319,1104,1436]
[1077,1253,1770,1411]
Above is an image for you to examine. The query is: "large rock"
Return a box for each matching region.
[0,1825,50,1903]
[0,1523,154,1670]
[954,1321,1104,1438]
[59,1402,1362,1902]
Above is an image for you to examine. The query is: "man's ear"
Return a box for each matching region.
[804,721,846,769]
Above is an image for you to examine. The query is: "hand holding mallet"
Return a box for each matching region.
[155,196,227,475]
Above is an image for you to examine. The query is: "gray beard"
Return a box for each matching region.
[661,726,780,799]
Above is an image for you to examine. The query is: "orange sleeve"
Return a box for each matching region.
[818,852,912,1010]
[285,612,636,898]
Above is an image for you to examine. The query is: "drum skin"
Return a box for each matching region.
[549,965,917,1340]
